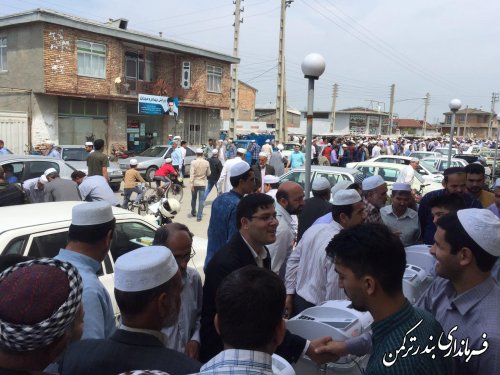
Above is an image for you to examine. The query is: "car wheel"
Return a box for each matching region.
[146,167,157,182]
[110,183,120,192]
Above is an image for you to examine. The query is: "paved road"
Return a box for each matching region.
[114,182,216,281]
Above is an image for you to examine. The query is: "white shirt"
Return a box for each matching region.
[180,146,187,163]
[371,145,381,157]
[285,220,346,304]
[267,202,294,278]
[216,156,242,193]
[396,164,415,184]
[162,267,202,352]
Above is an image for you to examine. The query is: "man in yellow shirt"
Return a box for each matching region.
[465,163,495,208]
[122,158,145,208]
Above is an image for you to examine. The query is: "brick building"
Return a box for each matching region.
[221,80,257,121]
[442,108,498,139]
[0,9,238,154]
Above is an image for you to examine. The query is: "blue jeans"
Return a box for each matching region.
[122,186,143,208]
[191,186,206,220]
[203,180,217,202]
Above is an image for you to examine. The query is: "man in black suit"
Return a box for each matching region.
[251,152,275,192]
[200,193,334,365]
[297,176,332,241]
[59,246,201,375]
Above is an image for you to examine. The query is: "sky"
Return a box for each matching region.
[2,0,500,124]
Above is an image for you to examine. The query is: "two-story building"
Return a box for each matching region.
[0,9,238,154]
[442,107,498,139]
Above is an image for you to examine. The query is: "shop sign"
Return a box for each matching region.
[138,94,179,118]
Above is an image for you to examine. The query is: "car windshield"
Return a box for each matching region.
[284,143,297,151]
[138,146,168,157]
[420,161,440,173]
[62,148,88,161]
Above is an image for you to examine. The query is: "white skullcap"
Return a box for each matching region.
[342,144,347,147]
[251,140,256,143]
[263,175,280,184]
[237,148,247,154]
[410,158,419,162]
[277,144,284,150]
[85,141,93,146]
[331,180,352,198]
[227,139,232,143]
[230,161,250,177]
[44,168,57,176]
[265,139,270,143]
[332,189,362,206]
[496,178,500,188]
[312,177,331,191]
[456,209,500,256]
[258,152,268,158]
[46,140,55,145]
[129,158,138,165]
[362,175,385,191]
[39,174,48,185]
[392,182,412,192]
[165,158,172,163]
[195,148,203,154]
[211,149,219,156]
[72,202,114,226]
[114,246,178,292]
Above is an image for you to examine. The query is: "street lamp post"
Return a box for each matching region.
[447,99,462,165]
[493,114,500,184]
[301,53,325,198]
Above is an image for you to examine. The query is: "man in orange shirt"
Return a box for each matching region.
[121,159,145,208]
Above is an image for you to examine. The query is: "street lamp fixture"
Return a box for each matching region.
[301,53,326,198]
[447,98,462,165]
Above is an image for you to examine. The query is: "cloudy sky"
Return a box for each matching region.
[3,0,500,123]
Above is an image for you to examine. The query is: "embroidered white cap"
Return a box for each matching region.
[211,149,219,156]
[129,159,138,165]
[39,174,48,185]
[392,182,412,192]
[362,175,385,191]
[312,177,331,191]
[456,209,500,257]
[237,148,247,154]
[258,152,268,158]
[263,175,280,184]
[330,180,352,198]
[43,168,57,177]
[332,189,362,206]
[195,148,203,154]
[85,142,93,147]
[114,246,179,292]
[72,202,114,226]
[230,161,250,177]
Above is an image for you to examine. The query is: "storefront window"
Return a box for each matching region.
[349,114,367,135]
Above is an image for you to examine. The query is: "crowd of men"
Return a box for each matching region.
[0,134,500,375]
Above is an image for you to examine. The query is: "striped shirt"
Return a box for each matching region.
[363,198,383,224]
[416,276,500,375]
[285,220,346,304]
[197,349,274,375]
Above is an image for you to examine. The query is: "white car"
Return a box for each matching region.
[348,155,443,183]
[421,157,468,172]
[434,147,459,158]
[349,161,442,195]
[408,151,441,160]
[0,154,76,183]
[0,202,159,316]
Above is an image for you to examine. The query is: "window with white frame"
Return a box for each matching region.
[0,37,6,71]
[77,40,106,79]
[207,65,222,93]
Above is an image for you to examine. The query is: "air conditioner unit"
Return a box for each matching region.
[181,61,191,89]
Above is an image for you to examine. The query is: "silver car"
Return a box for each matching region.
[0,154,76,183]
[119,145,197,181]
[60,145,123,191]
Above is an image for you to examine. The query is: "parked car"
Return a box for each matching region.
[349,161,442,195]
[60,145,123,191]
[281,142,302,160]
[409,151,442,160]
[0,155,76,183]
[350,155,443,183]
[119,145,197,181]
[279,166,362,199]
[434,147,459,158]
[0,201,159,317]
[454,154,492,177]
[477,148,499,167]
[421,157,468,172]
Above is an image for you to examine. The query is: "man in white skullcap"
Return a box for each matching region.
[362,175,388,224]
[267,181,305,279]
[206,161,255,270]
[59,246,201,375]
[263,175,280,199]
[380,182,420,246]
[0,258,84,373]
[84,141,94,153]
[251,152,275,193]
[122,158,145,208]
[396,158,419,185]
[22,173,48,203]
[43,167,82,202]
[285,189,366,316]
[297,176,332,241]
[261,138,273,160]
[312,180,354,226]
[269,143,286,176]
[189,148,211,221]
[414,209,500,374]
[45,140,61,159]
[216,147,247,194]
[55,202,116,340]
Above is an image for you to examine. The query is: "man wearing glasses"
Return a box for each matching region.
[153,223,202,360]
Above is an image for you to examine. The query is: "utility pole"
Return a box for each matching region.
[423,92,430,137]
[488,92,499,139]
[463,105,469,138]
[330,83,338,133]
[229,0,244,139]
[388,84,395,136]
[275,0,292,143]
